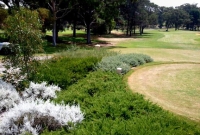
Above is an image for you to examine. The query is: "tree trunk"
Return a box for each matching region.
[166,26,169,31]
[129,20,132,36]
[52,1,57,46]
[73,10,77,37]
[56,25,59,42]
[141,26,145,34]
[126,19,129,36]
[52,19,56,46]
[139,25,142,35]
[86,23,91,44]
[73,21,77,37]
[108,26,111,34]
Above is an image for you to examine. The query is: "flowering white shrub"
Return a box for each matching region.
[0,99,84,135]
[22,82,61,100]
[0,80,21,112]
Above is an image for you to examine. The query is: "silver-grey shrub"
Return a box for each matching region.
[95,56,131,74]
[22,82,61,100]
[117,54,139,67]
[0,99,84,135]
[0,80,21,113]
[118,53,153,66]
[95,53,153,74]
[0,80,84,135]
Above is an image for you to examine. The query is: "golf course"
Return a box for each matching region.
[107,29,200,122]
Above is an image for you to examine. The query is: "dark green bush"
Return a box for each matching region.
[31,57,100,89]
[47,71,200,135]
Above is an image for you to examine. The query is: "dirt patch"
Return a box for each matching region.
[97,37,136,46]
[128,63,200,122]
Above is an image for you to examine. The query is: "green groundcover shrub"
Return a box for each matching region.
[42,71,200,135]
[96,53,153,74]
[31,57,100,89]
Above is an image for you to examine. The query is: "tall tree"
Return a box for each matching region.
[20,0,73,46]
[47,0,72,46]
[179,3,200,30]
[157,6,166,28]
[78,0,105,44]
[103,0,123,34]
[137,0,152,35]
[37,8,51,33]
[3,9,43,88]
[163,7,174,31]
[172,8,190,30]
[120,0,138,36]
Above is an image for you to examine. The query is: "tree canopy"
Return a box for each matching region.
[0,0,199,44]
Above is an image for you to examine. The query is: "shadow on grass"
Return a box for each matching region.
[43,35,111,54]
[100,32,153,39]
[42,31,154,54]
[106,46,127,49]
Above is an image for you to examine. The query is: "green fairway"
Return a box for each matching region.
[115,29,200,50]
[110,29,200,63]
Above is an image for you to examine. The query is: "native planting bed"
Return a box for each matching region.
[1,29,200,134]
[1,46,199,134]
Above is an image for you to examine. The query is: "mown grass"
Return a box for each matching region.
[111,48,200,63]
[110,29,200,63]
[128,63,200,121]
[113,29,200,50]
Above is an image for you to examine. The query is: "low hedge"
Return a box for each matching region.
[31,57,100,89]
[42,71,200,134]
